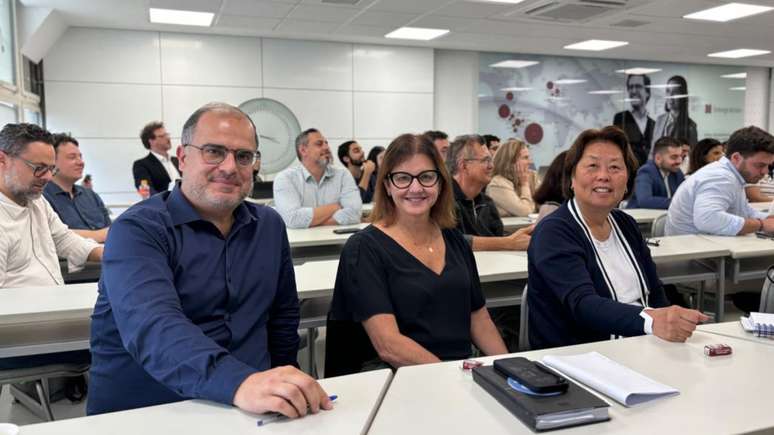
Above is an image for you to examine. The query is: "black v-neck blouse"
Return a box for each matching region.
[329,224,485,361]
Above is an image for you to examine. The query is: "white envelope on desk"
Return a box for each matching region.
[542,352,679,407]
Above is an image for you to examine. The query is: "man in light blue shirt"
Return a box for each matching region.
[273,128,362,228]
[666,126,774,236]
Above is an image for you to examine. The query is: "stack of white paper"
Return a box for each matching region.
[750,312,774,327]
[542,352,679,407]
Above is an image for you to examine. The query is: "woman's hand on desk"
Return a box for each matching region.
[233,365,334,417]
[647,306,710,342]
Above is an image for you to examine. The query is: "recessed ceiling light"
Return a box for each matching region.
[490,60,540,68]
[647,83,680,89]
[729,87,747,91]
[501,87,533,92]
[708,49,770,58]
[615,68,662,75]
[684,3,773,22]
[149,8,214,26]
[554,79,587,85]
[564,40,628,51]
[588,90,623,95]
[722,72,748,79]
[385,27,449,40]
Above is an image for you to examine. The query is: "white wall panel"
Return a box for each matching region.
[46,28,161,84]
[354,92,433,139]
[434,49,478,137]
[78,138,150,195]
[160,33,261,87]
[353,44,433,93]
[744,67,770,129]
[162,85,262,138]
[263,39,352,90]
[264,88,353,139]
[46,82,162,138]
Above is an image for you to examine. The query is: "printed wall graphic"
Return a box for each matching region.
[480,53,745,168]
[0,0,13,85]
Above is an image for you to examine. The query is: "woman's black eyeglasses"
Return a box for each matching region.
[387,170,441,189]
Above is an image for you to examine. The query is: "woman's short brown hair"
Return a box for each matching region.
[492,138,528,187]
[561,126,639,200]
[369,133,456,229]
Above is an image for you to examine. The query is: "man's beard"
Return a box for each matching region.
[3,170,43,206]
[316,155,332,169]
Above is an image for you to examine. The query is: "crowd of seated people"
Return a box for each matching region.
[5,99,772,424]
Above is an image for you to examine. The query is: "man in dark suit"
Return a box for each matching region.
[132,121,180,195]
[627,136,685,209]
[613,74,655,166]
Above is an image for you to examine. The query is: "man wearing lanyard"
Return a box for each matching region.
[88,103,333,418]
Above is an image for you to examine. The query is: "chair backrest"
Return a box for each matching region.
[519,284,530,351]
[760,266,774,313]
[650,213,668,238]
[324,315,379,378]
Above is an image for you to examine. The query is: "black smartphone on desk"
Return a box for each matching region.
[333,227,360,235]
[755,230,774,240]
[494,357,568,394]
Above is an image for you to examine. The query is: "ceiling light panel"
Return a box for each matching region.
[684,3,773,22]
[616,68,662,75]
[149,8,214,26]
[564,39,628,51]
[708,49,770,58]
[385,27,449,40]
[489,60,540,68]
[722,73,747,79]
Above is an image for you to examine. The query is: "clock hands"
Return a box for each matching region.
[259,134,280,144]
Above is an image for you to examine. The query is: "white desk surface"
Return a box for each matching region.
[648,234,730,263]
[21,369,393,435]
[0,283,98,326]
[699,234,774,259]
[369,333,774,435]
[750,201,770,212]
[620,208,666,224]
[286,223,369,248]
[500,216,533,231]
[699,320,774,346]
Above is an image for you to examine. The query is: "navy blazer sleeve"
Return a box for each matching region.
[529,217,647,339]
[633,165,671,209]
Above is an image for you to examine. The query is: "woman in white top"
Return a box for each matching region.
[486,138,538,217]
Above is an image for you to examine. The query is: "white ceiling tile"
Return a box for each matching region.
[369,0,452,14]
[411,14,479,31]
[351,10,417,27]
[336,24,395,37]
[222,0,295,18]
[216,15,283,31]
[287,4,361,22]
[434,1,518,18]
[275,18,341,34]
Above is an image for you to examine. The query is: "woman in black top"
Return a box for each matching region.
[327,133,506,374]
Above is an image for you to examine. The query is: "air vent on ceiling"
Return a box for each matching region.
[321,0,361,4]
[611,19,649,27]
[521,0,645,23]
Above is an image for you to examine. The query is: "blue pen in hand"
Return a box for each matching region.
[257,395,337,427]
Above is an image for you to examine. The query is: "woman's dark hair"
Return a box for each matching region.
[367,146,385,171]
[370,134,456,229]
[562,126,638,200]
[532,151,567,205]
[688,138,722,174]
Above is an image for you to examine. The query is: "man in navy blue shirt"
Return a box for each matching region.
[43,133,111,243]
[88,103,333,417]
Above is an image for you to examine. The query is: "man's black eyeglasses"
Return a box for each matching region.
[184,144,259,167]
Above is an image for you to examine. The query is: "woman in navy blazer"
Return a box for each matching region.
[527,126,708,350]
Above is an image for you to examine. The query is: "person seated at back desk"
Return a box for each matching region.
[666,126,774,236]
[0,123,102,374]
[326,133,507,376]
[273,128,362,229]
[626,136,685,209]
[132,121,180,195]
[338,140,376,203]
[43,133,111,243]
[446,134,532,251]
[528,126,708,350]
[88,103,332,417]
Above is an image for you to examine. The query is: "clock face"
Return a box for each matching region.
[238,98,301,175]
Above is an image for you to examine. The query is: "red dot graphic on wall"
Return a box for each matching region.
[524,123,544,144]
[498,104,511,118]
[546,81,554,90]
[506,92,514,101]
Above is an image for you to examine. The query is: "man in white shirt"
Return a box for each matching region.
[132,121,181,195]
[0,122,102,378]
[273,128,362,228]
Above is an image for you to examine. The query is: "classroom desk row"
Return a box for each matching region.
[17,323,774,435]
[0,233,744,359]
